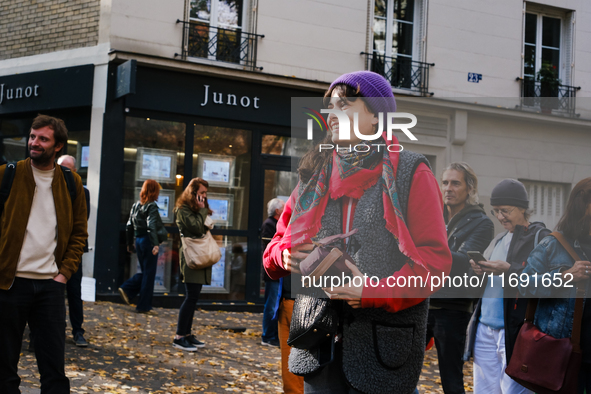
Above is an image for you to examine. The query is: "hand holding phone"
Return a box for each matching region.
[467,251,486,264]
[196,194,205,208]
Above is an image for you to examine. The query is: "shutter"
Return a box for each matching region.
[524,181,566,230]
[521,1,526,79]
[563,11,575,86]
[415,0,427,62]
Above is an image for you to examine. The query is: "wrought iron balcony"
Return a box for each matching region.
[516,77,581,116]
[176,20,264,71]
[361,52,434,96]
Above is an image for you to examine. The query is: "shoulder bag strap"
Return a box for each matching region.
[551,231,585,352]
[0,162,17,217]
[59,165,77,205]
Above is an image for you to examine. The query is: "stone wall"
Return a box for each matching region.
[0,0,100,60]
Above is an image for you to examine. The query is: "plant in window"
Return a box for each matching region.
[536,62,561,97]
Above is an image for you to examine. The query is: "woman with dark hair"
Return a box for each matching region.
[465,179,550,394]
[263,71,451,393]
[172,178,212,351]
[520,177,591,393]
[120,179,167,313]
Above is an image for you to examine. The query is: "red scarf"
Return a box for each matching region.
[280,135,425,269]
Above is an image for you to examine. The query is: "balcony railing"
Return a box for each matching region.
[176,20,264,71]
[517,77,581,116]
[361,52,434,96]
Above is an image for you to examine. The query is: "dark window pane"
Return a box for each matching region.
[394,0,414,23]
[375,0,387,18]
[542,16,560,48]
[0,137,27,163]
[389,56,414,89]
[524,44,536,77]
[373,18,387,54]
[392,21,413,56]
[541,48,560,73]
[525,13,537,44]
[188,22,211,58]
[216,27,242,63]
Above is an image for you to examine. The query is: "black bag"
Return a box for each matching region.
[287,293,339,350]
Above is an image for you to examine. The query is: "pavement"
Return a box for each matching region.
[18,301,473,393]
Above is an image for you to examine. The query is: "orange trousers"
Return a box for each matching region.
[278,298,304,394]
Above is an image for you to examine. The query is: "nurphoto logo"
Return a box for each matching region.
[303,107,419,152]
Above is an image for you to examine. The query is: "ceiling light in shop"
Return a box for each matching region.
[229,145,232,148]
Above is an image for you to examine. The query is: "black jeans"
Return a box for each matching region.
[427,308,472,394]
[66,264,84,337]
[176,282,203,336]
[0,277,69,394]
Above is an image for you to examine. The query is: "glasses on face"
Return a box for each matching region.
[491,207,517,218]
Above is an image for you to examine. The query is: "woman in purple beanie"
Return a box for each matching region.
[263,71,452,393]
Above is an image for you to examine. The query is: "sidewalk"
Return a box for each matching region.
[18,301,472,393]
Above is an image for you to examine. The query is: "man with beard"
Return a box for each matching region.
[427,162,494,394]
[0,115,88,393]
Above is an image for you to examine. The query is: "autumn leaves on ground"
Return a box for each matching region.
[18,301,472,394]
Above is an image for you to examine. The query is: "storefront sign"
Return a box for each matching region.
[0,83,40,104]
[127,67,312,127]
[200,84,260,109]
[0,65,94,115]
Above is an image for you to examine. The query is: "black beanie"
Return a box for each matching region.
[490,179,529,208]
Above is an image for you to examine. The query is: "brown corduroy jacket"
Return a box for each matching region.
[0,158,88,290]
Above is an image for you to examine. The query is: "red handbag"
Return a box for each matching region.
[505,232,584,394]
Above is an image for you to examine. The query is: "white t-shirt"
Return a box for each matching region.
[16,166,59,280]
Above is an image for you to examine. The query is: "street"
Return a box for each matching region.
[19,301,472,393]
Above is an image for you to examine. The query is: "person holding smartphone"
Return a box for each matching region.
[463,179,550,394]
[172,177,212,351]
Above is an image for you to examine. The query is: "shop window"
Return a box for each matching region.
[121,117,186,293]
[64,130,90,184]
[261,135,313,157]
[198,235,248,301]
[0,137,27,164]
[193,125,251,231]
[0,118,32,164]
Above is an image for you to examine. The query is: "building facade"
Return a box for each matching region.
[1,0,590,307]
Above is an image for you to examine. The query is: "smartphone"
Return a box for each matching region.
[467,251,486,264]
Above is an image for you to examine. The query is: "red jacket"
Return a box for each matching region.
[263,163,451,313]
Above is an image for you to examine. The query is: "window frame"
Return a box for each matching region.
[372,0,419,62]
[185,0,250,64]
[523,10,563,82]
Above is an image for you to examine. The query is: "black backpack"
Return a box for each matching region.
[0,162,77,217]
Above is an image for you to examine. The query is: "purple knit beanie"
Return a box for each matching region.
[329,71,397,114]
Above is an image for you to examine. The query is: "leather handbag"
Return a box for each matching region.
[287,292,339,350]
[182,216,222,270]
[299,229,358,282]
[505,232,583,394]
